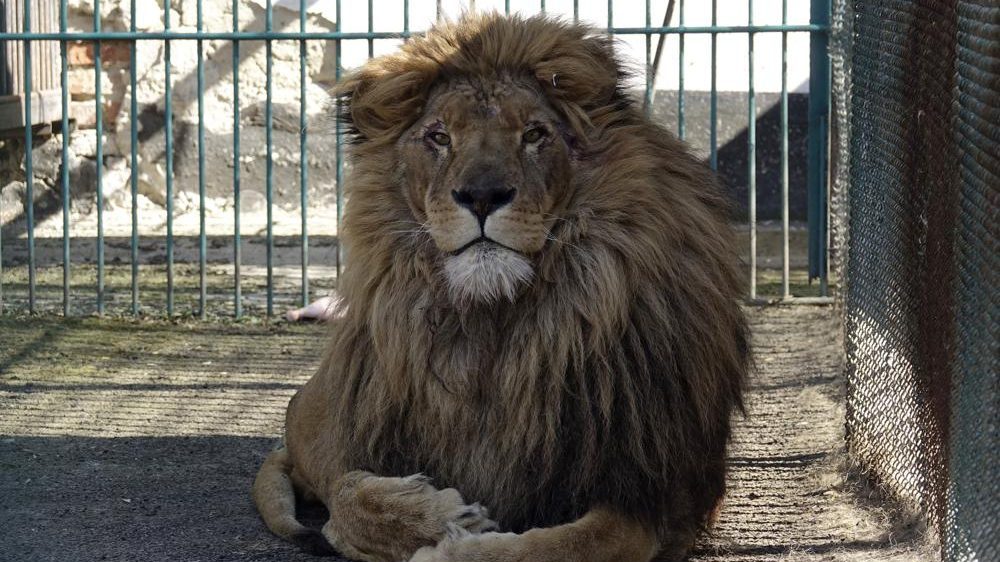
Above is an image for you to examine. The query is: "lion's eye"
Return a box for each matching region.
[522,127,546,144]
[428,131,451,146]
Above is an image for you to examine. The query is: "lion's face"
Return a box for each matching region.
[395,76,575,304]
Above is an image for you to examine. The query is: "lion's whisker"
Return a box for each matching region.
[545,234,584,253]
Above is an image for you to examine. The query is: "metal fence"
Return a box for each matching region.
[0,0,833,318]
[841,1,998,560]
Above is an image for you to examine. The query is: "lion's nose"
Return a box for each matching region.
[452,182,516,225]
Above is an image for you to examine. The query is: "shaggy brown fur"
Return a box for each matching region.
[253,13,750,562]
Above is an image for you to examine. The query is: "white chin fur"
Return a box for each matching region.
[444,243,534,305]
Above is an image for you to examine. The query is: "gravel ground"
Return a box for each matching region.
[0,307,936,562]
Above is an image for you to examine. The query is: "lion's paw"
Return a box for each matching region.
[407,529,519,562]
[447,501,498,534]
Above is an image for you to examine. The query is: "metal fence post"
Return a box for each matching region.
[808,0,831,290]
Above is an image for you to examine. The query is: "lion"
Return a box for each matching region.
[253,13,750,562]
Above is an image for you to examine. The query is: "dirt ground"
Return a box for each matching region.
[0,306,936,562]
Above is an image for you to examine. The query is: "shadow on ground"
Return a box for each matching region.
[0,308,935,562]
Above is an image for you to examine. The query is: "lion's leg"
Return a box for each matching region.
[252,447,337,555]
[408,507,662,562]
[321,471,498,562]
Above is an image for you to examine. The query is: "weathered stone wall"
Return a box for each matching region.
[2,0,343,239]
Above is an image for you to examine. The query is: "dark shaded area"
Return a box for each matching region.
[0,436,349,562]
[0,307,934,562]
[650,91,811,221]
[717,94,809,222]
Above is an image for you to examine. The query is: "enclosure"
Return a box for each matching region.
[0,0,996,561]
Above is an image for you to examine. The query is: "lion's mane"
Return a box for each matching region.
[319,13,750,542]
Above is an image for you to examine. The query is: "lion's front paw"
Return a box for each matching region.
[326,472,497,562]
[408,526,520,562]
[447,500,498,534]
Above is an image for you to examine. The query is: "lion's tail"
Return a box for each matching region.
[252,447,337,556]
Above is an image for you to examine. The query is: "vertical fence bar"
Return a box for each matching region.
[95,0,105,314]
[367,0,374,58]
[61,0,71,315]
[436,0,441,22]
[265,0,274,317]
[197,0,207,318]
[709,0,718,171]
[677,0,685,140]
[607,0,612,32]
[403,0,409,38]
[0,146,2,312]
[130,0,139,314]
[819,115,829,296]
[540,0,545,15]
[808,0,831,292]
[233,0,242,318]
[747,0,757,300]
[23,0,36,313]
[781,0,790,298]
[164,0,174,316]
[335,0,343,280]
[643,0,651,114]
[573,0,578,22]
[300,0,309,307]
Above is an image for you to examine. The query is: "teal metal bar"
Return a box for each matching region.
[644,0,651,114]
[0,26,829,41]
[678,0,685,139]
[808,0,831,289]
[367,0,374,58]
[0,169,2,309]
[95,0,105,314]
[818,115,829,296]
[164,0,174,316]
[781,0,790,299]
[505,0,510,16]
[130,0,139,314]
[233,0,242,318]
[61,0,71,316]
[608,25,826,34]
[197,0,207,318]
[0,155,2,312]
[540,0,545,14]
[266,0,274,317]
[748,0,757,300]
[607,0,613,32]
[710,0,718,171]
[573,0,578,22]
[300,0,309,307]
[23,0,36,313]
[335,0,343,280]
[403,0,409,38]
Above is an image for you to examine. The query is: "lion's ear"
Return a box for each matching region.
[533,35,622,120]
[335,59,438,144]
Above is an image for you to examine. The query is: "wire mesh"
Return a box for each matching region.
[842,1,998,560]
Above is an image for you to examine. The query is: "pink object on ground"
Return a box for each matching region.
[285,295,343,322]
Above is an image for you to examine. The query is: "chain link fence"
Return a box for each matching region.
[838,1,998,560]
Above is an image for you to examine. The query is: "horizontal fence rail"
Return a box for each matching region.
[0,0,832,318]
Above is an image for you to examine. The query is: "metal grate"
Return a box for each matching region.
[0,0,833,318]
[843,1,998,560]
